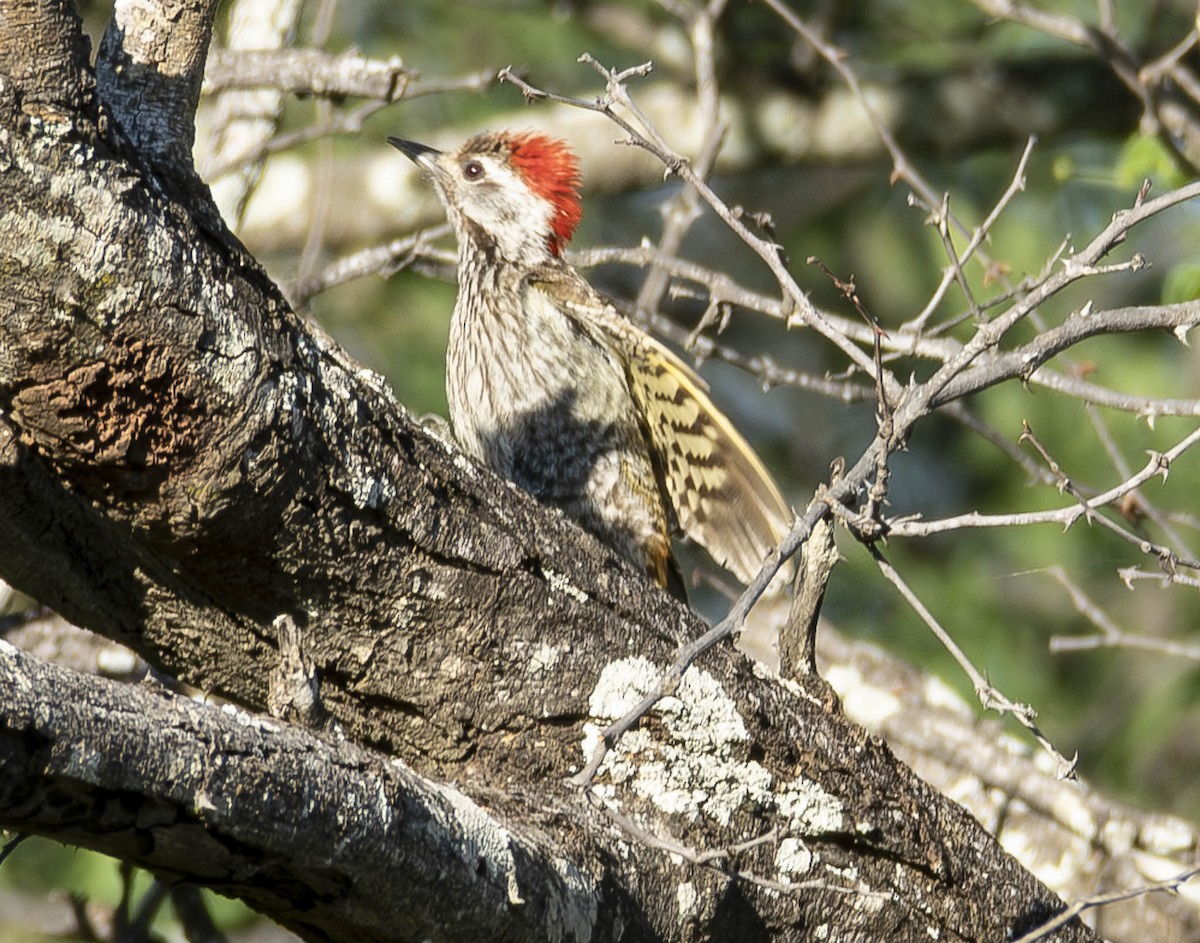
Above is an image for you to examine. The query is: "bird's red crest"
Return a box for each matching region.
[505,132,582,257]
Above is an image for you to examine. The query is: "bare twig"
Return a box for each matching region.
[1047,567,1200,661]
[1011,864,1200,943]
[1118,567,1200,591]
[285,224,451,306]
[499,61,883,382]
[866,544,1077,778]
[1085,401,1197,559]
[889,424,1200,545]
[571,501,825,786]
[531,52,1200,785]
[588,790,888,900]
[204,69,497,180]
[907,137,1036,333]
[634,0,726,317]
[760,0,1016,289]
[967,0,1200,174]
[575,244,1200,419]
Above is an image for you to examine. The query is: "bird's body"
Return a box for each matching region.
[390,130,791,597]
[448,252,676,588]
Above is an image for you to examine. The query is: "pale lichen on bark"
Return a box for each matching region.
[583,656,844,835]
[774,837,816,879]
[541,567,590,603]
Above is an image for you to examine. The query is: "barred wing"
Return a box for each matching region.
[528,263,793,585]
[625,335,793,584]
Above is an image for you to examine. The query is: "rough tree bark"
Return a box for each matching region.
[0,1,1097,940]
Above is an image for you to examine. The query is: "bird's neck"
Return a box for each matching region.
[453,220,556,273]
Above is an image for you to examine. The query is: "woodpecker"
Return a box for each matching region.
[388,130,791,599]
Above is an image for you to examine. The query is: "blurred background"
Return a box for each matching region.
[5,0,1200,939]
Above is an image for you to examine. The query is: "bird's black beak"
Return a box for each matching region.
[387,137,441,163]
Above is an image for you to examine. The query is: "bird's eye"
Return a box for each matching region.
[462,160,485,181]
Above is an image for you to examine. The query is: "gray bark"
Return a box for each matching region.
[0,2,1096,940]
[0,640,607,943]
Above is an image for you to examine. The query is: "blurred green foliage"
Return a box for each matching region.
[0,838,262,942]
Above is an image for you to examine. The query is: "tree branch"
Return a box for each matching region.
[203,48,412,101]
[0,639,604,943]
[96,0,221,178]
[0,0,90,110]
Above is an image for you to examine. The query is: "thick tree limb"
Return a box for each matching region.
[819,630,1200,943]
[0,639,607,943]
[0,0,90,111]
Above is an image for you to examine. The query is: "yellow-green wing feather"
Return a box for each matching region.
[625,334,792,584]
[528,264,793,584]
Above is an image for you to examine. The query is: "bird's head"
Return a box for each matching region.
[389,130,582,265]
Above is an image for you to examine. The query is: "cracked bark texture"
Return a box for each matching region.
[0,2,1097,940]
